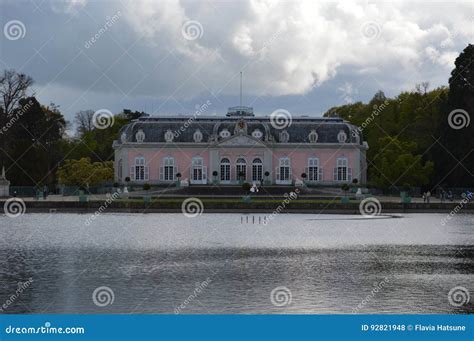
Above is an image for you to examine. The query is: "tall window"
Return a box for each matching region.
[162,157,175,181]
[131,156,148,181]
[334,157,350,181]
[252,158,263,182]
[220,158,231,182]
[279,157,291,181]
[191,157,206,184]
[236,158,247,180]
[308,157,320,181]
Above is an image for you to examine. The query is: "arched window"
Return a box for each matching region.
[334,157,351,181]
[164,129,174,142]
[219,129,231,139]
[308,130,318,143]
[276,157,291,184]
[236,158,247,181]
[190,157,207,184]
[252,158,263,182]
[130,156,149,181]
[307,157,320,181]
[279,130,289,143]
[193,129,203,143]
[136,129,145,143]
[160,157,176,181]
[220,158,231,182]
[337,130,347,143]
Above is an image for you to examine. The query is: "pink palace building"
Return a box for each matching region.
[113,106,368,186]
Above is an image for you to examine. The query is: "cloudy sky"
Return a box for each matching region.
[0,0,472,127]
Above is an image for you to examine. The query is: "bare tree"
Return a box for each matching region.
[74,110,95,136]
[0,69,34,117]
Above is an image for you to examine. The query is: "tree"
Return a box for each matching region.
[57,157,113,187]
[74,110,95,136]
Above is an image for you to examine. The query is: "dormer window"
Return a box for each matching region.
[193,129,203,143]
[219,129,231,139]
[252,129,263,139]
[164,129,174,143]
[337,130,347,143]
[279,130,289,143]
[308,130,318,143]
[135,129,145,143]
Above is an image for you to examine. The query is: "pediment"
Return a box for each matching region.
[216,134,266,147]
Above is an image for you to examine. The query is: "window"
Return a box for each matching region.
[308,157,320,181]
[193,129,203,143]
[334,157,352,181]
[252,158,263,182]
[164,129,174,142]
[161,157,175,181]
[337,130,347,143]
[219,129,231,139]
[252,129,263,139]
[308,130,318,143]
[191,157,206,184]
[236,158,247,180]
[220,158,231,182]
[279,130,289,143]
[130,156,149,181]
[276,157,291,184]
[135,129,145,143]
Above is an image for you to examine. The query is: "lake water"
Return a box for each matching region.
[0,213,472,314]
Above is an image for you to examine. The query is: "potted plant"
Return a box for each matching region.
[212,171,219,185]
[241,182,252,203]
[143,183,151,204]
[351,178,359,192]
[401,183,412,203]
[238,171,245,185]
[301,172,307,184]
[340,183,350,203]
[176,172,182,187]
[264,171,271,186]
